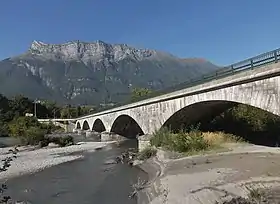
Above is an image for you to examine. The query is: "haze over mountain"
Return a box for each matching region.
[0,40,219,105]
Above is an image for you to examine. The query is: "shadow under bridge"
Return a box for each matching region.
[110,115,144,139]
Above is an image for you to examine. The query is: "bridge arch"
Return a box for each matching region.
[160,99,280,146]
[76,122,81,129]
[92,119,106,132]
[82,120,90,130]
[110,115,144,138]
[161,100,236,132]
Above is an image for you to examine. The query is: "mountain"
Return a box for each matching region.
[0,40,220,105]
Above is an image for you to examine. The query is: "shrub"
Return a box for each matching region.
[8,117,48,145]
[38,138,50,148]
[202,131,244,146]
[150,127,243,153]
[150,127,171,147]
[19,127,46,145]
[151,127,209,153]
[0,122,9,137]
[48,135,74,147]
[138,146,157,160]
[168,130,209,153]
[59,136,74,147]
[40,122,63,134]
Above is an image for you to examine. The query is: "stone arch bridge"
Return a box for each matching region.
[75,49,280,139]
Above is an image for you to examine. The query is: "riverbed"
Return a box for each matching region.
[143,144,280,204]
[0,137,148,204]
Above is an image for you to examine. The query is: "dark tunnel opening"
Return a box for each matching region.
[82,121,90,130]
[76,122,81,129]
[162,100,280,147]
[110,115,144,139]
[92,119,106,132]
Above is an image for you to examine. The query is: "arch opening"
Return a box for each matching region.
[162,100,280,147]
[92,119,106,132]
[162,100,235,133]
[82,120,90,130]
[76,122,81,129]
[110,115,144,139]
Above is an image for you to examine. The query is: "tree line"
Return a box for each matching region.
[0,94,97,138]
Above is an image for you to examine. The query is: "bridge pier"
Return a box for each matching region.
[85,130,101,141]
[100,132,128,142]
[77,129,85,135]
[137,134,152,151]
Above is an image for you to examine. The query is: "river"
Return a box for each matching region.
[0,137,147,204]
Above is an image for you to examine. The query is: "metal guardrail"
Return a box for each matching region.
[83,47,280,116]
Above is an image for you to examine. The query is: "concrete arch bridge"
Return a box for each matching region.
[74,49,280,144]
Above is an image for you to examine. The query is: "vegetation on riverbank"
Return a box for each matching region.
[137,146,157,160]
[150,126,242,154]
[201,103,280,146]
[0,94,77,146]
[0,94,96,136]
[220,187,278,204]
[8,116,74,147]
[136,103,280,159]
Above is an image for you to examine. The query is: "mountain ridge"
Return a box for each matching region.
[0,40,220,106]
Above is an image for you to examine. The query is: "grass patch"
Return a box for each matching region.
[150,127,243,155]
[219,188,267,204]
[137,146,157,160]
[202,131,244,146]
[248,188,264,200]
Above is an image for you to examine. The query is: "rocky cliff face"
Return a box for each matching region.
[29,40,157,62]
[0,40,220,105]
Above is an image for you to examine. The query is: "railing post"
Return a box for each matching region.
[274,50,278,63]
[250,59,254,69]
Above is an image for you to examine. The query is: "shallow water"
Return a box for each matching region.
[1,139,147,204]
[0,137,20,148]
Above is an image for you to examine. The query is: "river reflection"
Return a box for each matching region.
[1,138,147,204]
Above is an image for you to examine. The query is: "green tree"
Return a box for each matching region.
[8,95,33,117]
[131,88,152,102]
[0,94,9,112]
[80,106,93,116]
[0,121,9,137]
[8,116,46,145]
[77,106,81,117]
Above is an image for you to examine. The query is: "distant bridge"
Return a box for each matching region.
[38,119,77,132]
[38,119,77,123]
[49,48,280,138]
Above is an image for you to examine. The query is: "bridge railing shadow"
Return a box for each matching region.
[83,48,280,116]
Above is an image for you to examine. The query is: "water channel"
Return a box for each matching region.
[0,136,147,204]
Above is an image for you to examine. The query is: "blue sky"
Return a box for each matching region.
[1,0,280,65]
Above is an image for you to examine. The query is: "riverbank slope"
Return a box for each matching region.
[138,143,280,204]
